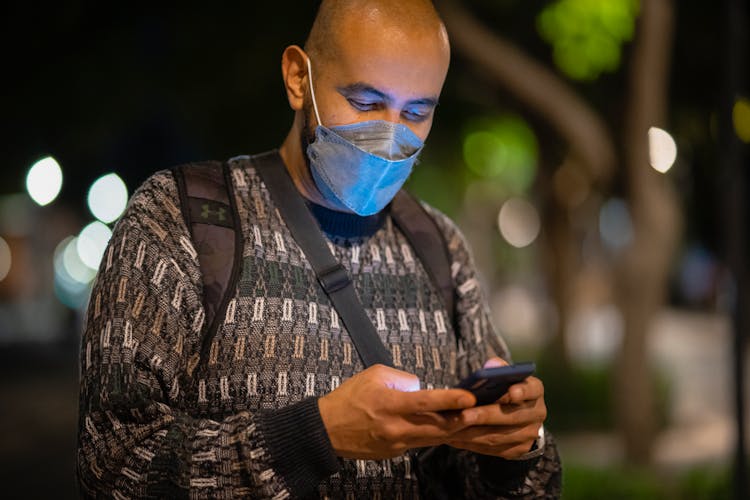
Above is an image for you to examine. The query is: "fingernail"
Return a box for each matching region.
[459,396,474,407]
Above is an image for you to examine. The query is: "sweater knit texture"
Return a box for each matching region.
[76,155,562,499]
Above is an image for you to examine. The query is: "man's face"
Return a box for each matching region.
[302,18,450,146]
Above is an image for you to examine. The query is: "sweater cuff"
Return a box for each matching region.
[472,427,547,493]
[257,397,340,497]
[473,452,540,493]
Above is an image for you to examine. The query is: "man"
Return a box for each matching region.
[76,0,562,498]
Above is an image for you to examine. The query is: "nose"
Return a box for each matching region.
[380,108,417,131]
[368,107,426,140]
[377,108,401,124]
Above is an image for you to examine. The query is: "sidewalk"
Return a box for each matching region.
[557,308,745,470]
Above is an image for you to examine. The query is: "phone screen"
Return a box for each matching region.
[455,362,536,406]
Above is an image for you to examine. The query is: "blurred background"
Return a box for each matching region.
[2,1,749,498]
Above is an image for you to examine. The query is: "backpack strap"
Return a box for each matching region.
[171,153,458,370]
[390,191,456,333]
[172,161,243,366]
[252,150,394,368]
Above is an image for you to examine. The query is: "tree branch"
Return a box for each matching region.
[436,0,616,183]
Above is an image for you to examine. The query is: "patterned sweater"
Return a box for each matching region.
[76,155,562,499]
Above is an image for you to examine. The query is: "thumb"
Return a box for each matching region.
[483,357,509,369]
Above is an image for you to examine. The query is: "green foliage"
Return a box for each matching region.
[563,464,666,499]
[537,354,616,431]
[562,463,735,499]
[675,465,732,500]
[537,0,640,81]
[405,160,466,218]
[462,115,538,195]
[536,349,671,433]
[406,113,539,218]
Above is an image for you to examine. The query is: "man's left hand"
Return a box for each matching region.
[445,357,547,459]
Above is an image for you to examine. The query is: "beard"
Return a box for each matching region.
[299,95,317,168]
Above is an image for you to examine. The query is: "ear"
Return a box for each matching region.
[281,45,309,111]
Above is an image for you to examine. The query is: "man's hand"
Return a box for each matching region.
[318,364,476,460]
[446,357,547,459]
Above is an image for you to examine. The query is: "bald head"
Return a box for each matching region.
[279,0,451,209]
[304,0,449,67]
[281,0,451,140]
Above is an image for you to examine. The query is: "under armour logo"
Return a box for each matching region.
[201,203,226,221]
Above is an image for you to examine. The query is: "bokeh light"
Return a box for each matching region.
[599,197,633,250]
[77,221,113,271]
[648,126,677,173]
[53,236,96,309]
[64,237,97,284]
[537,0,640,81]
[463,116,538,194]
[87,173,128,223]
[733,97,750,143]
[492,286,546,348]
[25,156,63,206]
[0,236,11,282]
[498,198,541,248]
[679,245,718,305]
[566,304,624,366]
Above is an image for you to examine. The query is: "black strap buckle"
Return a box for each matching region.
[318,263,351,294]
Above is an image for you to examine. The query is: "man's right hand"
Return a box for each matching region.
[317,364,476,459]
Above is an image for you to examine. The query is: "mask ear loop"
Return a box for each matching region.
[306,56,323,128]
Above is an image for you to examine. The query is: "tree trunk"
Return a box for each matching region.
[437,0,616,371]
[436,0,616,185]
[439,0,682,464]
[538,164,578,369]
[614,0,681,464]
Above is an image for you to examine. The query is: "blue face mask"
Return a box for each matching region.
[305,57,425,216]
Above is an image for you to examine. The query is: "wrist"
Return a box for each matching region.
[317,394,343,457]
[513,424,546,460]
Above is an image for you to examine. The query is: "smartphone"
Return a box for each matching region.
[455,362,536,406]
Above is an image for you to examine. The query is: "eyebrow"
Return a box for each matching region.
[337,82,440,108]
